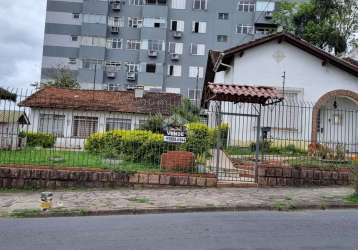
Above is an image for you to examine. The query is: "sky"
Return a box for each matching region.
[0,0,46,90]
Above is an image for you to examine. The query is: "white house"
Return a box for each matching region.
[19,86,181,149]
[202,32,358,153]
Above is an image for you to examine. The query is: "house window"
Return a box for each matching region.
[106,118,132,131]
[168,42,183,54]
[217,35,228,42]
[128,17,143,28]
[218,13,229,20]
[193,0,207,10]
[129,0,144,5]
[105,61,121,71]
[192,21,207,33]
[146,64,156,73]
[148,40,163,51]
[188,66,204,78]
[108,16,124,27]
[168,65,182,77]
[171,0,186,9]
[190,43,206,56]
[68,58,77,64]
[188,89,202,101]
[106,38,123,49]
[127,63,139,72]
[39,114,65,137]
[72,116,98,138]
[81,36,106,47]
[127,40,141,50]
[72,13,80,19]
[238,0,255,12]
[255,27,274,35]
[170,20,185,32]
[143,18,166,28]
[236,24,254,34]
[71,35,78,41]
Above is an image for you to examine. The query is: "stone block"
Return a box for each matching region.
[257,167,267,177]
[188,176,197,186]
[292,168,301,178]
[206,178,217,187]
[160,151,195,171]
[10,168,20,178]
[148,174,160,185]
[0,168,11,178]
[276,177,286,186]
[31,169,42,179]
[258,177,267,186]
[138,173,149,184]
[313,171,321,180]
[196,177,206,187]
[322,171,331,180]
[285,178,294,186]
[20,168,31,179]
[266,168,276,177]
[3,178,13,188]
[275,168,283,177]
[159,174,171,185]
[302,169,313,179]
[41,170,50,180]
[268,177,277,186]
[15,178,25,188]
[283,168,292,178]
[129,173,139,184]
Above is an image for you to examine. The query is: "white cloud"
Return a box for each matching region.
[0,0,46,89]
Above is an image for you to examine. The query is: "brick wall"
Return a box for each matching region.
[160,151,195,171]
[258,165,354,187]
[0,165,217,189]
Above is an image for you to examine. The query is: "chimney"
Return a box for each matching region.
[134,85,144,98]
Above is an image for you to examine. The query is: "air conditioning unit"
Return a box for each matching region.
[265,11,273,19]
[170,53,180,61]
[148,50,158,57]
[111,26,120,34]
[127,72,137,81]
[111,1,121,11]
[106,71,116,78]
[173,31,183,39]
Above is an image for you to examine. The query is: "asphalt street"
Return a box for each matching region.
[1,210,358,250]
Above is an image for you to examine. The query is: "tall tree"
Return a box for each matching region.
[273,0,358,55]
[45,67,80,89]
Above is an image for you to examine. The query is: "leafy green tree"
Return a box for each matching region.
[45,68,80,89]
[140,113,165,133]
[273,0,358,54]
[172,98,201,123]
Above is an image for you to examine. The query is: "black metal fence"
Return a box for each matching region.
[0,87,357,183]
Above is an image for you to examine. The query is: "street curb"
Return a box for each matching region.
[5,203,358,218]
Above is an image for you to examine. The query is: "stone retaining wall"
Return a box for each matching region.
[258,165,354,187]
[0,165,217,189]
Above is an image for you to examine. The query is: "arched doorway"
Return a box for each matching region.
[311,90,358,153]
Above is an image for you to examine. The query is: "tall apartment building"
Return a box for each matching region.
[42,0,281,101]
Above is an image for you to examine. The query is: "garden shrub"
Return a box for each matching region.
[181,123,211,156]
[20,132,56,148]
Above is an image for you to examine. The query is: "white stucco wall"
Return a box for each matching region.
[29,108,149,149]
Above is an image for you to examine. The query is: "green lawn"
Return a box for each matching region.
[345,193,358,204]
[0,148,160,173]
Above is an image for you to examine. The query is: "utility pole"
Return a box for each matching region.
[93,63,97,91]
[281,71,286,98]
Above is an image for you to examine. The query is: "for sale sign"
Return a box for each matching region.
[164,127,187,144]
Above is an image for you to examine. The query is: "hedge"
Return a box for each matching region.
[20,132,56,148]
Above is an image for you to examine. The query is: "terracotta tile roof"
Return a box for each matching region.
[202,83,283,107]
[19,87,181,116]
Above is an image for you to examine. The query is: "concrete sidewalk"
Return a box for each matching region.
[0,187,356,217]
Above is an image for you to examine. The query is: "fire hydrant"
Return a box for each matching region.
[40,192,53,211]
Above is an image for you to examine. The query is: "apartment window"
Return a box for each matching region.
[148,40,163,51]
[255,27,274,35]
[105,61,121,71]
[170,20,185,32]
[72,13,80,19]
[38,114,65,137]
[72,116,98,138]
[190,43,205,56]
[126,63,138,72]
[128,17,143,28]
[217,35,228,42]
[106,118,132,131]
[143,17,166,28]
[106,38,123,49]
[236,24,254,34]
[193,0,207,10]
[256,1,275,12]
[82,59,104,69]
[168,65,182,77]
[146,0,156,4]
[83,14,106,24]
[68,58,77,64]
[171,0,186,9]
[127,39,141,50]
[168,42,183,54]
[218,13,229,20]
[238,1,255,12]
[108,16,124,27]
[129,0,144,5]
[188,89,202,101]
[192,21,207,33]
[81,36,106,47]
[71,35,78,41]
[146,64,156,73]
[189,66,204,78]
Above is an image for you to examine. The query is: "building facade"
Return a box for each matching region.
[42,0,282,100]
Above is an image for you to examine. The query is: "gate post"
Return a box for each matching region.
[255,105,262,182]
[215,101,222,177]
